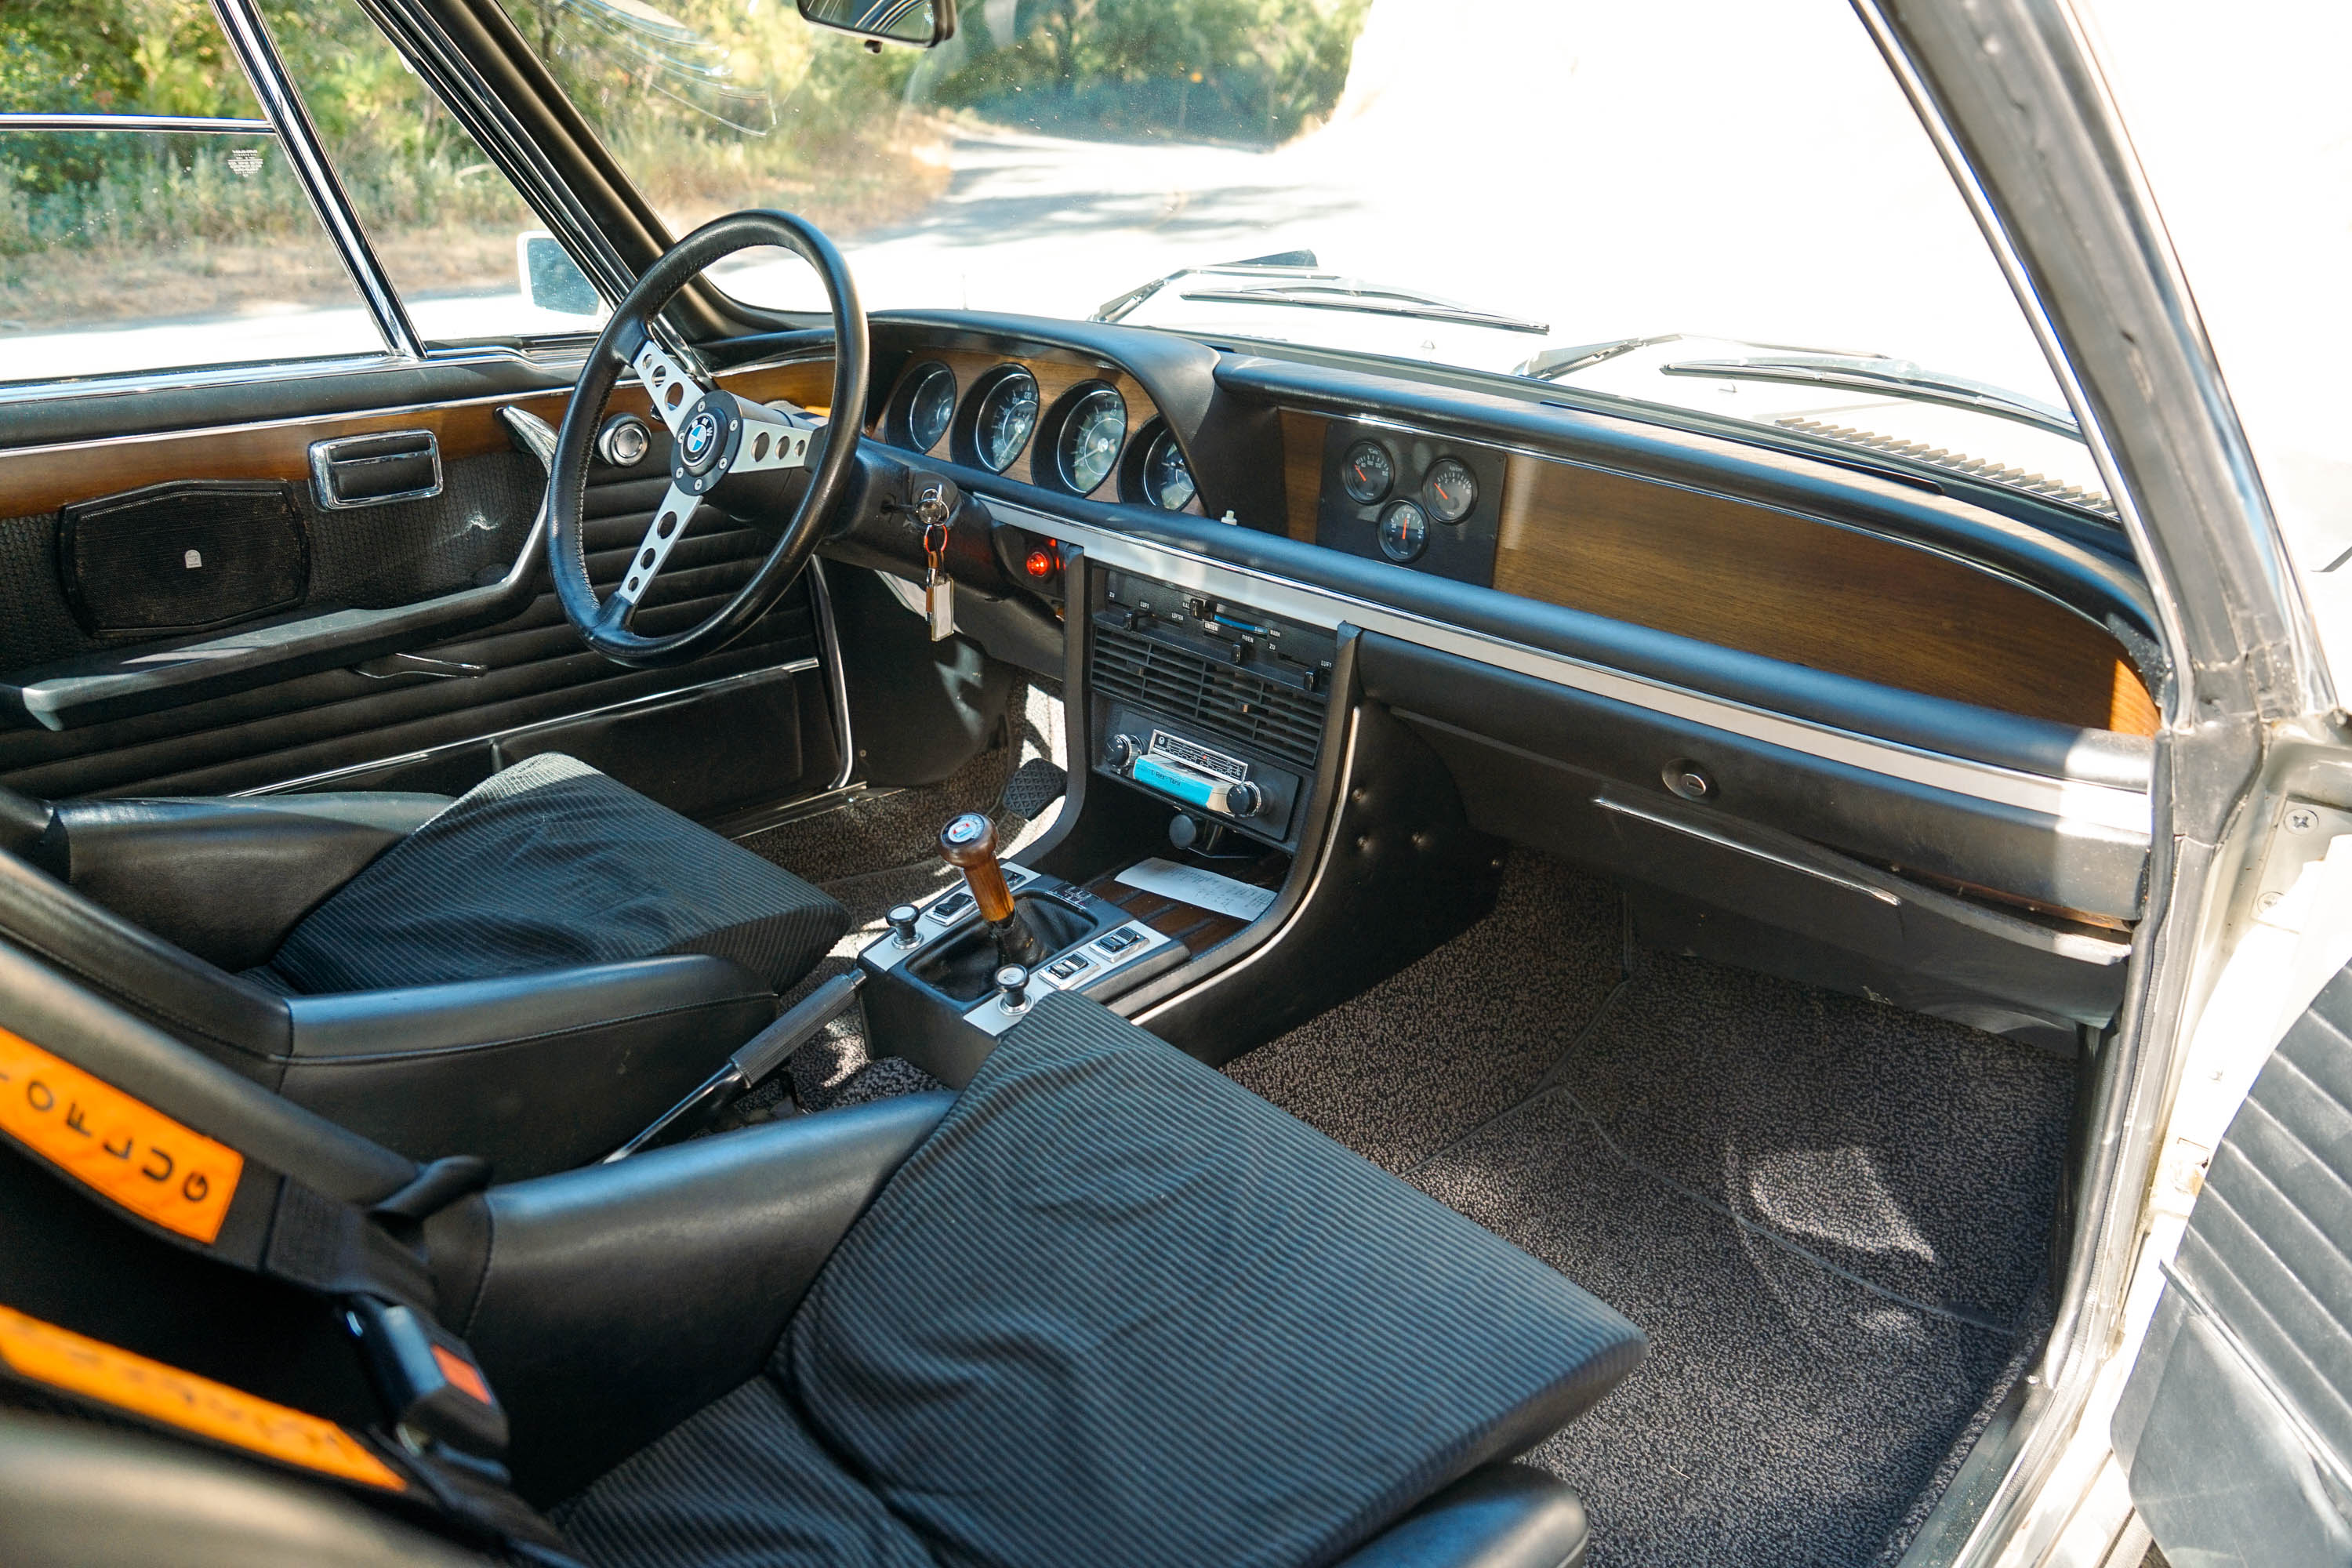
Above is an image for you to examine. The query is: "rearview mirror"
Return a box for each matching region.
[797,0,956,49]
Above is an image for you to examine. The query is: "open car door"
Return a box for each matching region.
[2114,832,2352,1566]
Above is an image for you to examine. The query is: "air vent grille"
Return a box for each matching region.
[1094,624,1324,770]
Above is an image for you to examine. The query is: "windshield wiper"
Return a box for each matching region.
[1515,334,1690,380]
[1094,253,1549,336]
[1657,353,2079,441]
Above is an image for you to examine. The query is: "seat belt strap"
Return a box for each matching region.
[0,1305,579,1566]
[0,1022,459,1312]
[0,1023,507,1458]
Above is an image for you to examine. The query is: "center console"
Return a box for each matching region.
[858,567,1340,1087]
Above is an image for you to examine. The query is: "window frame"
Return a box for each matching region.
[0,0,636,404]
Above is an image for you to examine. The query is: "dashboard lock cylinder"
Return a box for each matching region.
[1664,760,1716,801]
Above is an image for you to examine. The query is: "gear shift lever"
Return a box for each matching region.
[938,812,1048,967]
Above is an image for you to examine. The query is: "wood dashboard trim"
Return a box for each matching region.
[0,360,834,518]
[1277,405,2156,735]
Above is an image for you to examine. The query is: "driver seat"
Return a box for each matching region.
[0,753,848,1178]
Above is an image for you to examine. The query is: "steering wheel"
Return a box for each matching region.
[547,211,869,666]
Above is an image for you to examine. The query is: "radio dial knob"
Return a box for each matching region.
[1224,780,1263,818]
[1105,734,1139,771]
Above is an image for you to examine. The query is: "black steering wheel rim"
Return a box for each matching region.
[547,210,869,668]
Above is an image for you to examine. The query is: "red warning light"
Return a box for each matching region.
[1025,548,1057,579]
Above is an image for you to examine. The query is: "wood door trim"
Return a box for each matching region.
[0,359,834,517]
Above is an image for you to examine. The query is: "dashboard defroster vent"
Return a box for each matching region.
[1093,623,1324,771]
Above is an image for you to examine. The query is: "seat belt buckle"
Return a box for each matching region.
[347,1297,510,1460]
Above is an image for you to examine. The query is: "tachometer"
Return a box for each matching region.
[1423,457,1477,523]
[1341,440,1393,503]
[971,369,1040,473]
[1378,499,1429,563]
[1056,387,1126,494]
[905,361,956,452]
[1142,426,1196,510]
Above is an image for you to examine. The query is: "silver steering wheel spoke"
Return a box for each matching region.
[607,482,701,623]
[629,331,711,441]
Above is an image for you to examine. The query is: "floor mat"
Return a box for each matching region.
[1225,851,2075,1568]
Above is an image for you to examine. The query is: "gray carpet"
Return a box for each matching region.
[1225,851,2074,1568]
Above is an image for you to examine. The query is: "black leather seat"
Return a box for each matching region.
[0,942,1644,1568]
[0,753,848,1178]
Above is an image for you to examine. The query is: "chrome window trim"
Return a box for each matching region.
[352,0,642,308]
[210,0,421,359]
[0,113,274,133]
[989,494,2153,836]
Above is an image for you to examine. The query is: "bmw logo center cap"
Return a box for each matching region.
[681,408,723,472]
[945,814,988,844]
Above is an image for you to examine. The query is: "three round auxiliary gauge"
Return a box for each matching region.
[1341,440,1476,564]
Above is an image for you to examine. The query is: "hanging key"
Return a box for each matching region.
[923,521,956,642]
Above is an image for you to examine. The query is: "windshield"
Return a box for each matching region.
[508,0,2103,510]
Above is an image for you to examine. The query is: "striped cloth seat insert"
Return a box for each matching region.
[260,753,847,996]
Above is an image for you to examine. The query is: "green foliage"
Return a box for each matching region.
[924,0,1369,146]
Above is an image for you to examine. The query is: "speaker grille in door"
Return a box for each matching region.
[57,481,310,639]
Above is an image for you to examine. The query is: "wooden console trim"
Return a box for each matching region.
[0,358,833,519]
[1279,408,1326,543]
[870,348,1184,504]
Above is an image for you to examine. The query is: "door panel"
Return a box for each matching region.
[2114,966,2352,1566]
[0,359,843,818]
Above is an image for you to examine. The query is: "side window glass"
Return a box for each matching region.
[0,3,387,385]
[262,0,609,345]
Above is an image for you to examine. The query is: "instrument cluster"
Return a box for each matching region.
[881,357,1198,514]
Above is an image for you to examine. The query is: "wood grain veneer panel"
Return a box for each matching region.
[1494,454,2158,734]
[1279,409,1327,543]
[873,348,1163,496]
[0,358,834,518]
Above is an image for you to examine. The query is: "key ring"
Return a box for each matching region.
[921,522,949,561]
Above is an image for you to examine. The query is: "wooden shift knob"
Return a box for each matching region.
[939,812,1014,924]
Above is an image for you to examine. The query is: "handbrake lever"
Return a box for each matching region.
[602,970,865,1162]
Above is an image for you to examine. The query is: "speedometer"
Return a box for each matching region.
[971,369,1040,473]
[1142,426,1195,510]
[1056,387,1126,494]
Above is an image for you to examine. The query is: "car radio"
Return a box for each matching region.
[1087,569,1338,849]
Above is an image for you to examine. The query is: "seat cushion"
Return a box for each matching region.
[260,754,848,996]
[782,991,1645,1568]
[556,1377,932,1568]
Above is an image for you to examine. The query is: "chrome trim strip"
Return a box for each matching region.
[806,559,859,791]
[1592,794,1903,906]
[210,0,420,359]
[989,495,2152,835]
[0,114,274,134]
[233,660,818,797]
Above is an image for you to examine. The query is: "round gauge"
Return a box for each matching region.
[1142,426,1196,510]
[1341,440,1394,504]
[904,361,956,452]
[1423,457,1477,523]
[1055,386,1126,494]
[971,369,1040,473]
[1378,499,1429,563]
